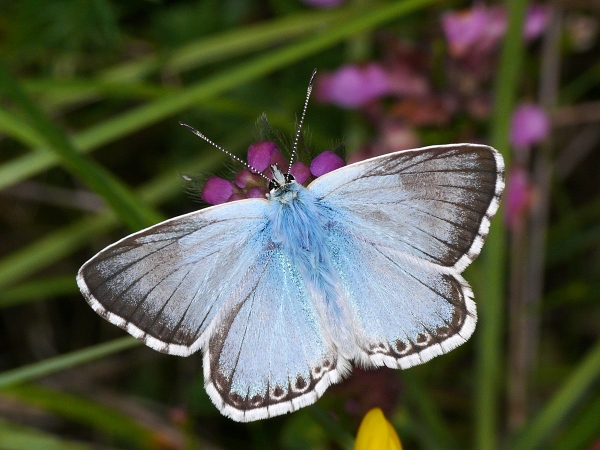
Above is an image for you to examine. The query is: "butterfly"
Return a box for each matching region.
[77,70,504,422]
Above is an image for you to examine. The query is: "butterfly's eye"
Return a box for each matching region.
[269,174,295,191]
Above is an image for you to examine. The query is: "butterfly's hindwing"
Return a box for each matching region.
[204,246,343,422]
[328,225,475,369]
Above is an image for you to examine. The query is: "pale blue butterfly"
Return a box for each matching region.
[77,70,504,422]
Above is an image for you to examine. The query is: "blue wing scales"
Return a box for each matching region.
[204,245,344,422]
[310,144,504,272]
[308,144,504,368]
[327,225,475,369]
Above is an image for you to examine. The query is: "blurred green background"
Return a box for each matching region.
[1,0,599,449]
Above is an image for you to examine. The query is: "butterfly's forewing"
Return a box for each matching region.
[310,144,504,368]
[310,144,504,272]
[77,200,270,356]
[204,243,343,421]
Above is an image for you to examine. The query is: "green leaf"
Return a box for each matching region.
[476,0,528,449]
[0,337,140,389]
[508,339,600,450]
[0,0,440,193]
[4,385,162,449]
[0,66,162,231]
[0,419,93,450]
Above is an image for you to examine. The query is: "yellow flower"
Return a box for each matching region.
[354,407,403,450]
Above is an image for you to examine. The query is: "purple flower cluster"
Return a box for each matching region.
[441,4,551,58]
[201,141,345,205]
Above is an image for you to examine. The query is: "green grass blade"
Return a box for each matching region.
[0,97,280,192]
[0,66,162,231]
[100,8,355,82]
[0,214,114,291]
[4,384,162,449]
[0,107,47,148]
[24,78,174,107]
[508,339,600,450]
[477,0,528,449]
[0,337,140,388]
[0,419,93,450]
[0,142,229,290]
[549,391,600,450]
[402,373,458,450]
[0,150,59,193]
[25,9,355,110]
[0,0,440,193]
[0,275,77,309]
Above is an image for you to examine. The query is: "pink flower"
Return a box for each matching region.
[441,5,489,57]
[310,151,345,177]
[301,0,345,8]
[442,4,550,57]
[201,176,234,205]
[316,64,391,109]
[290,162,311,184]
[227,193,246,202]
[234,169,263,189]
[247,186,268,199]
[247,141,288,174]
[386,62,430,97]
[510,103,550,149]
[485,6,509,47]
[524,4,551,41]
[201,143,346,205]
[504,166,533,229]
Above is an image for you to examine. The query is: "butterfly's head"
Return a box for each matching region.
[267,164,298,204]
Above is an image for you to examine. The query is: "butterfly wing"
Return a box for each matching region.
[204,242,345,422]
[328,226,477,368]
[77,200,271,356]
[310,144,504,368]
[79,199,343,421]
[310,144,504,272]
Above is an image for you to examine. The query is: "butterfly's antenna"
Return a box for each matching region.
[288,68,317,175]
[179,122,271,182]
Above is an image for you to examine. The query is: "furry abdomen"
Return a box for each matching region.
[268,184,357,359]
